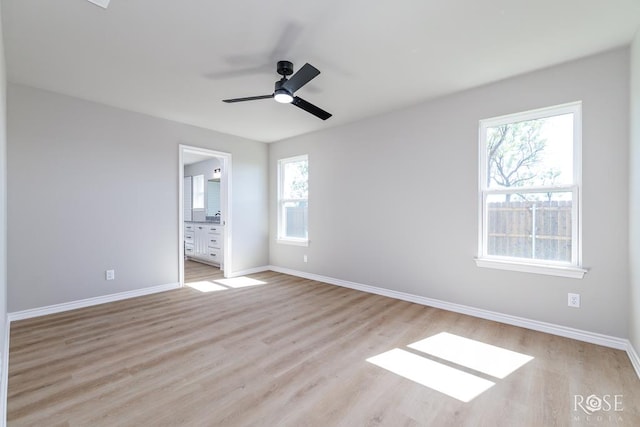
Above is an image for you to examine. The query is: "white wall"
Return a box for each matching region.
[0,1,8,417]
[7,84,269,312]
[270,48,630,337]
[630,31,640,354]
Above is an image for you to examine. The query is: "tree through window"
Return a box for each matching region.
[277,155,309,244]
[478,103,582,270]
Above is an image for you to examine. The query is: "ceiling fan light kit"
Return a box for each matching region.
[223,60,332,120]
[273,83,293,104]
[274,91,293,103]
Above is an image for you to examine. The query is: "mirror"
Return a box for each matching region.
[207,179,221,218]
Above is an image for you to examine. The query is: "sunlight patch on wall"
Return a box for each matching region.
[86,0,111,8]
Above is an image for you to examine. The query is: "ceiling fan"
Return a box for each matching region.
[222,61,332,120]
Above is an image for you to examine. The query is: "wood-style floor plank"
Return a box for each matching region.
[7,261,640,426]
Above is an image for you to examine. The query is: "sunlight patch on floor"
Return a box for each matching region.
[186,281,229,293]
[186,276,268,292]
[408,332,534,379]
[367,348,495,402]
[214,277,267,288]
[367,332,534,402]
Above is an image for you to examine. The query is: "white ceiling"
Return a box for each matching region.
[182,151,210,166]
[2,0,640,142]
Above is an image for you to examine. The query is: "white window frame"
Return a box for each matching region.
[277,155,309,246]
[475,102,587,278]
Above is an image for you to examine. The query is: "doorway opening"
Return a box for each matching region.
[179,145,232,287]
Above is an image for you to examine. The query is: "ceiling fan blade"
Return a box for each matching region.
[282,63,320,93]
[291,96,332,120]
[222,94,273,103]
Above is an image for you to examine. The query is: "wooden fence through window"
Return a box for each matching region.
[285,204,308,238]
[487,200,572,261]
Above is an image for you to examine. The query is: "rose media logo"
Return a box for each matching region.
[573,394,623,423]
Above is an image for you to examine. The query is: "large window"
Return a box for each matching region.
[277,155,309,245]
[477,102,585,278]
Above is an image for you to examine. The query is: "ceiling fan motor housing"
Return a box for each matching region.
[277,60,294,76]
[274,79,291,94]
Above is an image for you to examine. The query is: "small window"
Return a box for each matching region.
[277,155,308,245]
[192,175,204,209]
[477,102,585,278]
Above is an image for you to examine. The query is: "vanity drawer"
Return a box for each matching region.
[206,224,221,234]
[207,235,221,248]
[184,243,195,256]
[184,231,195,243]
[206,248,221,263]
[184,223,195,232]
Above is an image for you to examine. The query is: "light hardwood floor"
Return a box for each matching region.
[184,259,225,283]
[7,263,640,426]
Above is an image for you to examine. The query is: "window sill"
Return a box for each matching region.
[277,238,309,247]
[475,257,587,279]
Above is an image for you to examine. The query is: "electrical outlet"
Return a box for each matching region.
[303,255,308,263]
[105,269,115,281]
[568,293,580,308]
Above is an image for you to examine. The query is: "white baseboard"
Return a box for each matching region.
[228,265,271,277]
[4,265,274,322]
[268,265,629,351]
[627,341,640,379]
[7,282,181,322]
[5,268,639,383]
